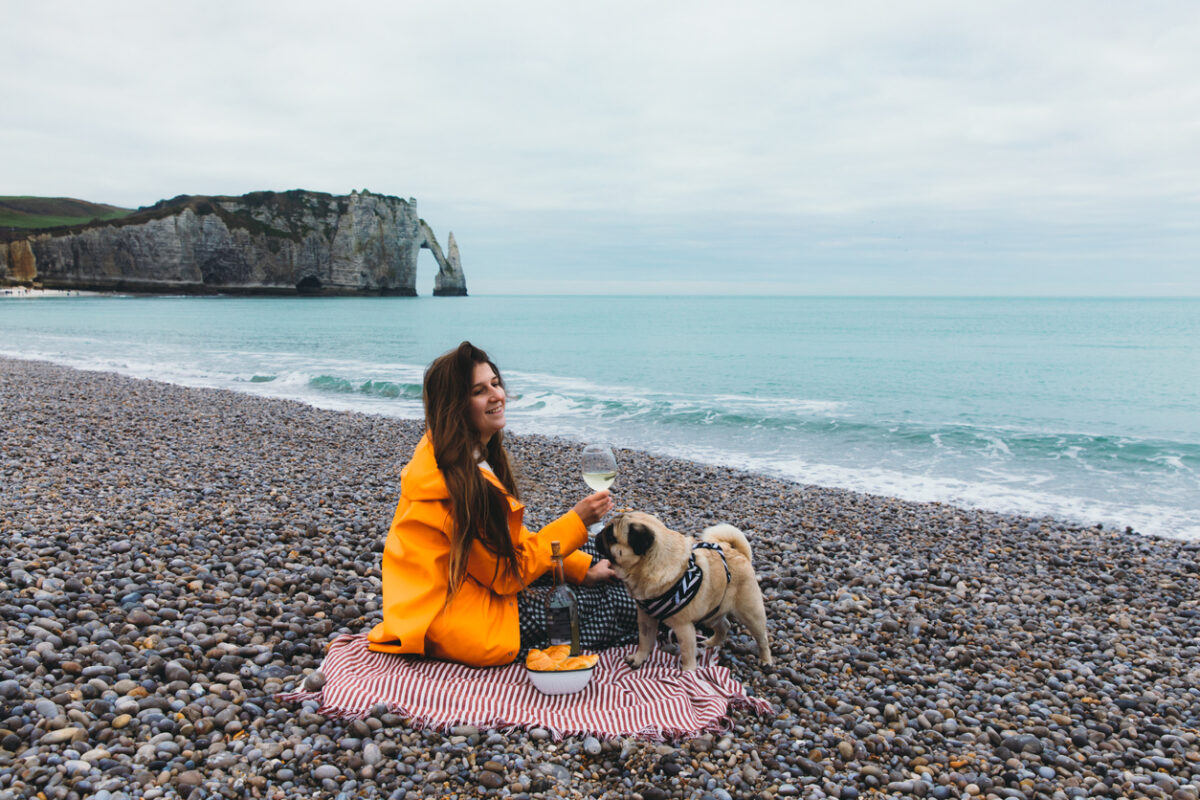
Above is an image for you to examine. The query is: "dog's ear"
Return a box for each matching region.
[596,523,613,555]
[628,522,655,556]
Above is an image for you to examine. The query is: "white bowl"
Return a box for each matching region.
[526,665,595,695]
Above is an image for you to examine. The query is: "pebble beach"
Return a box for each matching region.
[3,356,1199,800]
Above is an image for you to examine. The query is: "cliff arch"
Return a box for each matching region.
[417,220,468,296]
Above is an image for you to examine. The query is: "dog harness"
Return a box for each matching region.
[636,542,732,622]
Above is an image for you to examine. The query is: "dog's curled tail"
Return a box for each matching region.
[701,523,752,561]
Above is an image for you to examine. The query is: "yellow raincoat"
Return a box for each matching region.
[367,433,592,666]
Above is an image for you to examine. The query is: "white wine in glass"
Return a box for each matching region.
[581,443,617,492]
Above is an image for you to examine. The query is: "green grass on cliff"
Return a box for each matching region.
[0,196,134,229]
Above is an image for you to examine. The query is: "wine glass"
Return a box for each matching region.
[581,443,617,532]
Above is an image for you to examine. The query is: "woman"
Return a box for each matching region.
[368,341,637,666]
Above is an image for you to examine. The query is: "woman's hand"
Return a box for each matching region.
[582,557,617,586]
[572,490,612,527]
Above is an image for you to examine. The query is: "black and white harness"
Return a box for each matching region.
[636,541,731,622]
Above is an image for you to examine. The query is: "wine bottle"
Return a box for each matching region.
[545,541,581,655]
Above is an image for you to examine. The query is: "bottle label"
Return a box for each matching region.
[547,606,574,646]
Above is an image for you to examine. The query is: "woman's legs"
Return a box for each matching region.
[518,539,639,654]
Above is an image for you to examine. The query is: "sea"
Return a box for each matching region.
[2,294,1197,540]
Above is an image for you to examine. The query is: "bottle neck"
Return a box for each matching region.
[550,542,565,585]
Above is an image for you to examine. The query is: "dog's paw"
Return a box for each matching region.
[625,654,646,670]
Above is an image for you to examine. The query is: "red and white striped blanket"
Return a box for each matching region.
[277,633,772,740]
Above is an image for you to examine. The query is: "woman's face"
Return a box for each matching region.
[468,361,506,445]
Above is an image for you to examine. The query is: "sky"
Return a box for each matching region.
[4,1,1199,295]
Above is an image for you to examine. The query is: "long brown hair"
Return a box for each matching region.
[423,341,522,600]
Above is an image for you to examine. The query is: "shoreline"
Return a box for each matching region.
[3,356,1200,799]
[0,287,101,298]
[0,344,1182,542]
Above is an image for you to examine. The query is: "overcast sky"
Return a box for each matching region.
[5,1,1198,295]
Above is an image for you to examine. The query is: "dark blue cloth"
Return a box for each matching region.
[517,538,639,655]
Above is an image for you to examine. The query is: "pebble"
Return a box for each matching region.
[1001,734,1044,754]
[477,769,504,788]
[3,357,1200,800]
[34,699,60,719]
[176,770,204,787]
[126,608,154,627]
[208,752,238,769]
[163,660,191,683]
[40,728,85,745]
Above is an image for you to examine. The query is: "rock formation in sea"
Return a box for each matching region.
[0,189,468,296]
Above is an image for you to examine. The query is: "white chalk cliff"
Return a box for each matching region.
[0,189,467,296]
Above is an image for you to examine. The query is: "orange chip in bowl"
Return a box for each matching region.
[559,656,592,671]
[544,644,571,663]
[525,651,554,671]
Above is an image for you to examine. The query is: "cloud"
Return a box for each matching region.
[4,0,1198,293]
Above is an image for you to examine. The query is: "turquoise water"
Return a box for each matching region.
[2,295,1197,539]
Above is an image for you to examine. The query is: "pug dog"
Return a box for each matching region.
[597,511,772,672]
